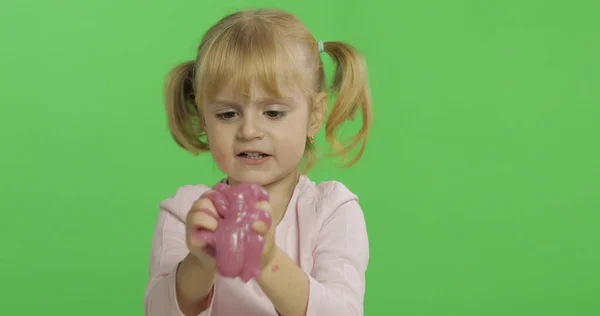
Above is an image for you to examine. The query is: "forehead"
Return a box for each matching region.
[211,81,305,105]
[195,35,318,107]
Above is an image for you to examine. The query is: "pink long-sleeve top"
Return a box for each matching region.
[144,175,370,316]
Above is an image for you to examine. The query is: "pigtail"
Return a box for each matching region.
[322,41,372,167]
[164,61,210,154]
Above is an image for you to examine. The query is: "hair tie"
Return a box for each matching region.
[317,40,324,53]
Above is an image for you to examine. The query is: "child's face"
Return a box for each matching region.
[203,83,322,185]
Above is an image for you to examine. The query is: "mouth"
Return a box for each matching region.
[237,151,271,160]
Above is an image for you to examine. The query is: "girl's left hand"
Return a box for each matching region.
[252,201,276,270]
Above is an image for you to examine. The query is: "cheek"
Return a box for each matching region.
[210,143,229,161]
[205,122,233,166]
[209,141,234,173]
[273,119,309,158]
[277,134,306,152]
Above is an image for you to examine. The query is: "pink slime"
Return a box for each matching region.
[195,182,272,282]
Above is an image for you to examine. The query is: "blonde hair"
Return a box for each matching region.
[164,8,372,171]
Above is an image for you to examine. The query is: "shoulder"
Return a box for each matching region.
[315,180,359,208]
[158,184,212,221]
[299,176,362,221]
[298,177,369,262]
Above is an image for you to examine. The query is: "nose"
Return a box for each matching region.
[236,113,264,141]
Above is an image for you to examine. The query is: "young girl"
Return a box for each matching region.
[144,8,372,316]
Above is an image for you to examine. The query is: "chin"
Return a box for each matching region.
[227,170,277,186]
[227,168,297,187]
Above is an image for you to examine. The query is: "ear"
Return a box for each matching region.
[308,92,327,137]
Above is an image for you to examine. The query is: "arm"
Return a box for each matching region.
[176,254,215,315]
[257,200,370,316]
[257,247,310,316]
[144,208,216,316]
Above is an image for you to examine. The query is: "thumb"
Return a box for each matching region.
[251,221,269,236]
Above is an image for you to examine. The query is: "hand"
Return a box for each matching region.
[252,201,277,270]
[185,191,220,269]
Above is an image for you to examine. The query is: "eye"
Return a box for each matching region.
[216,111,238,120]
[264,110,286,119]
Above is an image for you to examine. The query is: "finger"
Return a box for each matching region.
[188,230,211,248]
[252,221,269,236]
[186,210,217,253]
[203,188,228,210]
[188,211,219,233]
[190,193,219,218]
[188,236,217,265]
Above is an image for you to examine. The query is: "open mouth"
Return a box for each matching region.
[237,152,270,159]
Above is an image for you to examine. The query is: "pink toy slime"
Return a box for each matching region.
[195,182,272,282]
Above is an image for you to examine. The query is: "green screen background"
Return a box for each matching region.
[1,0,599,315]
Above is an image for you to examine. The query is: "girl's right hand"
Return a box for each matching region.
[185,192,220,268]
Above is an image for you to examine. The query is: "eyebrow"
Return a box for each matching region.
[256,97,295,106]
[209,97,295,108]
